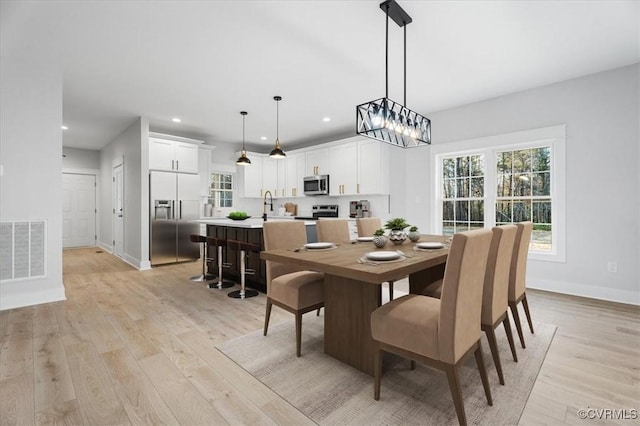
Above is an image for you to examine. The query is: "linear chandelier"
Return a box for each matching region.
[356,0,431,148]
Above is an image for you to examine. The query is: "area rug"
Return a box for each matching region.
[217,313,556,425]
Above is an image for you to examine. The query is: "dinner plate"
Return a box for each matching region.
[416,242,445,249]
[357,236,374,242]
[366,251,401,261]
[304,242,334,249]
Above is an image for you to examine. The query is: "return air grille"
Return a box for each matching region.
[0,221,46,281]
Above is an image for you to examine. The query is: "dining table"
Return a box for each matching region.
[260,234,450,376]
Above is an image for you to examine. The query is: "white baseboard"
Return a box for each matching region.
[97,241,113,252]
[529,278,639,306]
[0,285,66,311]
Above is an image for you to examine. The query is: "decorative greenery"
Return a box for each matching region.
[228,211,248,219]
[409,226,418,232]
[384,218,410,231]
[373,228,385,237]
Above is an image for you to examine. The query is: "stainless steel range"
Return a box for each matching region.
[295,205,339,220]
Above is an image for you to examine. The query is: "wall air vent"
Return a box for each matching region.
[0,221,46,281]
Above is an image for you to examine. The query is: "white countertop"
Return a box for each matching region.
[196,217,316,228]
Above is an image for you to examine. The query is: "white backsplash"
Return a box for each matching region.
[234,194,391,219]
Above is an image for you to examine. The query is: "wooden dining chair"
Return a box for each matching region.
[509,221,534,349]
[263,221,325,357]
[356,217,397,301]
[421,225,519,385]
[371,228,494,426]
[316,219,351,244]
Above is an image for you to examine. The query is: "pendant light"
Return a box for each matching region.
[236,111,251,166]
[269,95,286,159]
[356,0,431,148]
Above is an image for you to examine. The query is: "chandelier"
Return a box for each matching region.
[236,111,251,166]
[356,0,431,148]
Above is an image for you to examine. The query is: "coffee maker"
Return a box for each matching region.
[349,200,371,218]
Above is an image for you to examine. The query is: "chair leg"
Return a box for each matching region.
[474,342,493,406]
[444,364,467,426]
[388,281,394,301]
[484,326,504,385]
[316,307,321,316]
[374,346,382,400]
[263,301,272,336]
[522,293,535,334]
[502,316,518,362]
[295,312,302,357]
[510,301,526,349]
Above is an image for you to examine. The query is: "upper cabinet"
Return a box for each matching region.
[329,142,358,195]
[149,134,201,174]
[262,157,286,198]
[305,148,329,176]
[357,138,390,195]
[284,153,305,197]
[237,152,263,198]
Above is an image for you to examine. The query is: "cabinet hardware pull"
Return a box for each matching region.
[357,183,360,193]
[172,159,175,170]
[176,160,179,170]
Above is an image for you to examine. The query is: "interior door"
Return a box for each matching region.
[62,173,96,248]
[113,163,124,257]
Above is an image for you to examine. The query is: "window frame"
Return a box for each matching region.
[209,172,235,209]
[430,125,566,263]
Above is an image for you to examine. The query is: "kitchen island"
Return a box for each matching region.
[197,218,317,292]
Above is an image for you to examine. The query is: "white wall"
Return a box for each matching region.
[396,64,639,304]
[63,147,100,170]
[98,117,150,269]
[0,56,66,310]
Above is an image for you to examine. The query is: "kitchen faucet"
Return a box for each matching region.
[262,190,273,221]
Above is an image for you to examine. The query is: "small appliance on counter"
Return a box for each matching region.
[295,204,339,220]
[349,200,371,218]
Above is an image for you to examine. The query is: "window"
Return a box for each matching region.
[209,173,233,208]
[431,125,566,262]
[496,147,552,252]
[442,154,485,235]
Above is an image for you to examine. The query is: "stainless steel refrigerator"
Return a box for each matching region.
[150,171,201,265]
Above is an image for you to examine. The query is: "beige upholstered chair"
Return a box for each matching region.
[355,217,381,238]
[316,219,351,244]
[262,221,325,357]
[509,221,534,349]
[371,229,494,426]
[356,217,397,301]
[422,225,519,385]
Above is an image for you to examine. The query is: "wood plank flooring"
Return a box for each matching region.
[1,247,638,425]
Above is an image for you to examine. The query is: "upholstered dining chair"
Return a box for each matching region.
[356,217,397,301]
[263,221,325,357]
[422,225,519,385]
[370,228,494,426]
[316,219,351,244]
[509,221,534,349]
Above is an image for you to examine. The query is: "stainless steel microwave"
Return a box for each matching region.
[303,175,330,196]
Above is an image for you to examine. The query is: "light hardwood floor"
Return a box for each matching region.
[1,248,638,425]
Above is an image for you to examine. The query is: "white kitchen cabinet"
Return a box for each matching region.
[285,153,305,197]
[237,152,263,198]
[149,137,199,174]
[357,138,390,194]
[305,148,329,176]
[329,142,358,195]
[262,157,280,197]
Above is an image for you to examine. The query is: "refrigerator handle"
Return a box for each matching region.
[172,200,175,219]
[179,200,183,219]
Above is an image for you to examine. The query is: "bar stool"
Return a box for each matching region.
[189,234,215,281]
[206,236,235,289]
[226,239,259,299]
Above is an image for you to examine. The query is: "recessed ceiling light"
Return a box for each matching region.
[61,125,68,130]
[322,117,331,122]
[260,136,267,140]
[172,117,181,123]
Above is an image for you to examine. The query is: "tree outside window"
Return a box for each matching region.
[442,154,485,235]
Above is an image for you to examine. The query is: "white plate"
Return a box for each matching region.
[304,242,334,249]
[357,236,374,242]
[366,251,401,261]
[416,242,445,249]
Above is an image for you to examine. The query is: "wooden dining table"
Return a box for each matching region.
[260,235,450,376]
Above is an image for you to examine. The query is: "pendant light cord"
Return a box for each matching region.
[385,9,389,99]
[404,25,407,106]
[276,99,279,141]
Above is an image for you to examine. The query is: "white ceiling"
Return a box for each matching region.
[2,0,638,152]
